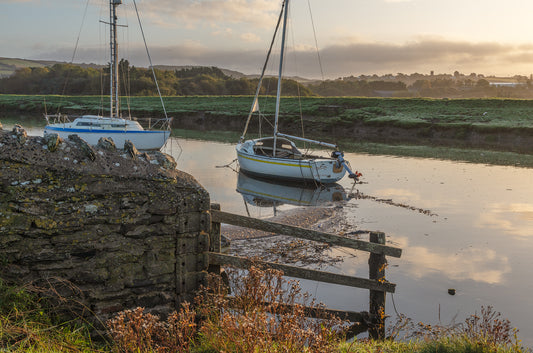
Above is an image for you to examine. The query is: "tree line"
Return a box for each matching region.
[2,61,533,98]
[310,75,533,98]
[0,61,315,97]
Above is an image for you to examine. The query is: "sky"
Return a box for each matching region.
[2,0,533,79]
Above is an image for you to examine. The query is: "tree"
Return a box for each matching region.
[476,79,490,88]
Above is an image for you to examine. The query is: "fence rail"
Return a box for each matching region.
[208,252,396,293]
[208,203,401,339]
[211,209,402,257]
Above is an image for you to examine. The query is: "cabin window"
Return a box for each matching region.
[76,122,101,127]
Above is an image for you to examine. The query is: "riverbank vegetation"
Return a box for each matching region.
[0,63,312,97]
[3,93,533,167]
[3,62,533,99]
[4,93,533,167]
[0,269,528,353]
[3,94,533,130]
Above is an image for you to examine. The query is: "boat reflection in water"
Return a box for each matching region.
[236,172,347,212]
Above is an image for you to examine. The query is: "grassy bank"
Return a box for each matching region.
[3,94,533,128]
[3,94,533,167]
[0,271,528,353]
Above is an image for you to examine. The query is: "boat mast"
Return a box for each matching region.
[110,0,121,118]
[273,0,289,157]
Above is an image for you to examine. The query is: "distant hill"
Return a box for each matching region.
[3,57,531,99]
[0,57,107,78]
[0,57,47,78]
[0,57,313,82]
[0,57,248,79]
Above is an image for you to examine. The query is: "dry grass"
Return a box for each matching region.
[0,279,103,352]
[1,272,528,353]
[106,304,197,353]
[105,266,528,353]
[106,266,347,353]
[369,306,526,353]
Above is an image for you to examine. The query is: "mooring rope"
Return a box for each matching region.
[216,158,239,173]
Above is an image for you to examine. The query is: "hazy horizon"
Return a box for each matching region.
[3,0,533,79]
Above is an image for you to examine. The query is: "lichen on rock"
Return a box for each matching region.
[12,124,27,145]
[124,140,139,159]
[68,134,97,161]
[44,132,62,152]
[0,125,210,330]
[97,137,116,151]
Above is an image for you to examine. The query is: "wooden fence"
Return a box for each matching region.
[207,203,402,339]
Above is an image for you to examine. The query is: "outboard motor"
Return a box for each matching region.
[332,151,362,181]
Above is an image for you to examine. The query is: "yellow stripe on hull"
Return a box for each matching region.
[237,152,312,168]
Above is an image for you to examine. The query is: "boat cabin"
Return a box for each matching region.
[252,137,303,159]
[71,115,144,131]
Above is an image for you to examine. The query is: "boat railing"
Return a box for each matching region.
[133,116,173,131]
[44,113,71,125]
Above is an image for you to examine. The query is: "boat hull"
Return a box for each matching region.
[44,126,170,150]
[236,144,346,184]
[237,172,346,207]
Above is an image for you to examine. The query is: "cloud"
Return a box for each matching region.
[212,28,233,38]
[240,32,261,43]
[136,0,280,29]
[32,37,533,78]
[314,38,515,76]
[338,235,512,285]
[405,245,511,284]
[476,203,533,239]
[391,234,511,285]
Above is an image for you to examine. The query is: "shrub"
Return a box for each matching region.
[107,303,197,353]
[107,266,347,353]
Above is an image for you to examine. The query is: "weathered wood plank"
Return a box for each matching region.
[208,252,396,293]
[208,203,222,275]
[209,203,221,253]
[211,209,402,257]
[369,232,387,340]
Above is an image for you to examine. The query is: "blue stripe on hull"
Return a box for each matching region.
[44,127,164,134]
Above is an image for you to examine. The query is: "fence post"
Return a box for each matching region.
[368,231,386,340]
[208,203,221,274]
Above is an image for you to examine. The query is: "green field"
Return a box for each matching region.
[3,94,533,167]
[2,94,533,127]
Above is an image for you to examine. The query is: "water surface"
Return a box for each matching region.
[162,138,533,346]
[8,123,533,345]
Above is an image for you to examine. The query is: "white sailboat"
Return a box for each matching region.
[44,0,171,151]
[236,0,359,183]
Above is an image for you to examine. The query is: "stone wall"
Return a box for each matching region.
[0,125,211,327]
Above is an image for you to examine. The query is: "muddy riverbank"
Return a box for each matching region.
[3,95,533,154]
[222,206,348,267]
